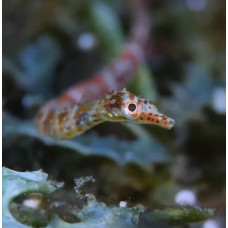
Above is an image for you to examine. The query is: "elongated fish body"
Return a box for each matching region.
[36,89,174,139]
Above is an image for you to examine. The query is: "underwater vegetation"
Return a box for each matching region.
[3,0,225,227]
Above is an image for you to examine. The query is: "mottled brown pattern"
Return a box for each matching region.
[42,119,49,133]
[137,99,142,105]
[130,93,135,100]
[46,112,54,120]
[103,93,124,111]
[36,88,174,139]
[58,111,68,124]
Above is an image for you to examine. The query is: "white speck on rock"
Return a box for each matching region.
[175,189,196,205]
[23,199,41,209]
[119,201,127,207]
[77,33,96,51]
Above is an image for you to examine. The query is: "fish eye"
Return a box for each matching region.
[128,103,136,112]
[121,101,141,120]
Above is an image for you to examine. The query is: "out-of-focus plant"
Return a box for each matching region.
[3,168,214,228]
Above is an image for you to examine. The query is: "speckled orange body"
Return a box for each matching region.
[36,89,174,139]
[36,101,102,139]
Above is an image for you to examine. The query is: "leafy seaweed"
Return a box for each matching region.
[3,167,56,228]
[3,113,170,169]
[161,63,214,126]
[151,206,214,225]
[3,168,145,228]
[87,0,124,58]
[3,168,214,228]
[19,36,62,96]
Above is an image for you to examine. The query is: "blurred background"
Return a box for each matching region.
[3,0,225,227]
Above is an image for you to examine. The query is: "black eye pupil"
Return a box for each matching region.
[128,103,136,112]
